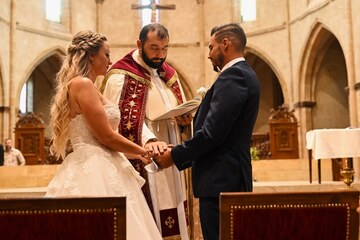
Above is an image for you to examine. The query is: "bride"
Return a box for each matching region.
[45,30,162,240]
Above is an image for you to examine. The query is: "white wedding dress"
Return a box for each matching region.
[45,104,162,240]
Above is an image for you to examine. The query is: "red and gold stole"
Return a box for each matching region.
[102,50,183,216]
[106,49,183,148]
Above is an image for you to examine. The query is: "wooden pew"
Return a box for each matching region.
[0,197,126,240]
[220,190,359,240]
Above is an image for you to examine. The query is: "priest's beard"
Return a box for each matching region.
[141,49,166,69]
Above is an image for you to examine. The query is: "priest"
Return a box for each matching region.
[101,23,190,240]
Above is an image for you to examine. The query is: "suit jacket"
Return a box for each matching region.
[171,61,260,198]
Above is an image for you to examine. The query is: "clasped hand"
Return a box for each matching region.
[124,141,168,165]
[141,141,174,169]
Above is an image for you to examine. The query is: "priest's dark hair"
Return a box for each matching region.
[139,23,169,43]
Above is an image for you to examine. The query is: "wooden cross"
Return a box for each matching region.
[131,0,176,23]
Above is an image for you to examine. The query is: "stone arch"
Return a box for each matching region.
[165,60,195,101]
[297,20,350,161]
[245,46,288,133]
[17,46,65,138]
[298,21,349,131]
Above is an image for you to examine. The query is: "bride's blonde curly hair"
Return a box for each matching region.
[50,30,107,159]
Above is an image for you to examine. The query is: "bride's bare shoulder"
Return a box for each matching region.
[69,77,98,95]
[71,76,94,87]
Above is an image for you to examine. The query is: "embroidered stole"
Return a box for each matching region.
[106,50,186,238]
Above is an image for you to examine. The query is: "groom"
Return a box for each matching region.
[155,23,261,240]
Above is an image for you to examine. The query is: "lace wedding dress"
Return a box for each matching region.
[46,104,162,240]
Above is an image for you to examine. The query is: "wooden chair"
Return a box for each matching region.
[268,106,299,159]
[220,190,359,240]
[14,112,45,165]
[0,197,126,240]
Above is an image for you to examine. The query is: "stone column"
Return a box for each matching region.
[346,0,360,181]
[9,0,16,138]
[197,0,206,87]
[95,0,105,33]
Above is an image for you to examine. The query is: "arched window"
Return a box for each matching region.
[240,0,256,22]
[20,78,34,113]
[45,0,62,22]
[141,0,159,26]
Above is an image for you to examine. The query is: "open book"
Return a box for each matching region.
[152,99,201,121]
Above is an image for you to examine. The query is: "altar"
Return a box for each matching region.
[306,128,360,184]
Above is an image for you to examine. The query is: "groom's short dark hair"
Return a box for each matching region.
[211,23,247,51]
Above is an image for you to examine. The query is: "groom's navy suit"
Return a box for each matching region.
[171,60,260,239]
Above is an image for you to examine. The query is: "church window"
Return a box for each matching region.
[20,78,34,113]
[307,0,326,8]
[45,0,62,22]
[141,0,159,26]
[240,0,256,22]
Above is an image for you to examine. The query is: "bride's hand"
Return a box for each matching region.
[124,153,152,165]
[144,140,167,156]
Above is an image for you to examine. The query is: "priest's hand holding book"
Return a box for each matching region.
[175,114,193,127]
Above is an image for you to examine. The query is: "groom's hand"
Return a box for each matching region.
[144,140,167,156]
[154,148,174,169]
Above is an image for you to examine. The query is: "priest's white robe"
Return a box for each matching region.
[102,49,188,240]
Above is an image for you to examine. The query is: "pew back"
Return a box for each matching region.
[220,190,359,240]
[0,197,126,240]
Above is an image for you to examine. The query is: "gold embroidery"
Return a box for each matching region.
[128,134,135,142]
[165,216,176,229]
[165,72,178,87]
[126,121,132,130]
[100,69,152,93]
[163,236,182,240]
[158,70,166,78]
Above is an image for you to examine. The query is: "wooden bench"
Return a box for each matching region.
[0,197,126,240]
[220,190,359,240]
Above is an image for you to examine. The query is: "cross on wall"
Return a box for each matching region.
[131,0,176,23]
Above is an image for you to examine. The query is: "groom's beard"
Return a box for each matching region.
[141,48,166,69]
[211,50,224,72]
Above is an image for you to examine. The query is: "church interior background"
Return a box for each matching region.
[1,0,360,238]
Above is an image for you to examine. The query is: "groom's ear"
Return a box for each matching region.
[222,38,230,51]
